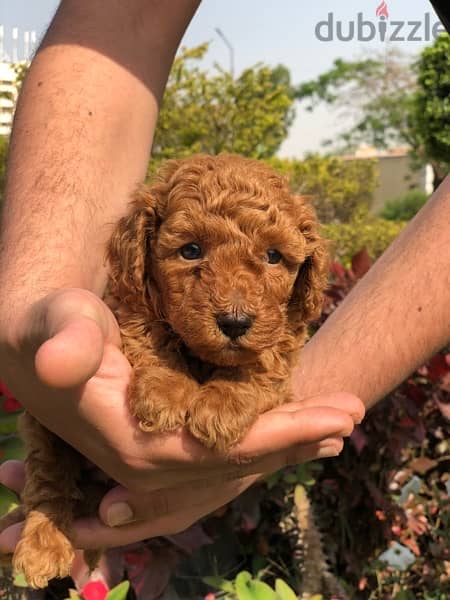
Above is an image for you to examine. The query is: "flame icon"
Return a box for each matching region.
[376,1,389,19]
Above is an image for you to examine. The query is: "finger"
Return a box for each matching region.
[35,316,106,388]
[0,521,23,554]
[0,461,25,495]
[230,437,344,479]
[271,392,365,424]
[0,475,259,553]
[31,290,120,388]
[228,405,354,463]
[144,402,356,474]
[159,405,355,477]
[75,475,258,549]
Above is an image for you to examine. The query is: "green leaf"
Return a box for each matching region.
[0,414,19,435]
[235,572,255,600]
[394,591,416,600]
[0,484,19,518]
[0,436,25,462]
[235,572,276,600]
[13,571,28,588]
[106,581,130,600]
[64,590,82,599]
[274,579,297,600]
[203,575,235,593]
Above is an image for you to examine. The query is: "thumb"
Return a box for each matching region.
[30,289,119,388]
[98,478,246,528]
[35,315,106,388]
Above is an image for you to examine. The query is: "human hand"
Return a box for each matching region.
[0,395,362,551]
[0,288,364,549]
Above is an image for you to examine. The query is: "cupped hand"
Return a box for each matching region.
[0,287,364,550]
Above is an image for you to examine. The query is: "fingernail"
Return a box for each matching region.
[106,502,133,527]
[317,446,340,459]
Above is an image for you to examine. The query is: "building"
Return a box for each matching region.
[343,144,433,212]
[0,62,18,136]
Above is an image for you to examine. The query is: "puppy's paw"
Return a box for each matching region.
[130,375,193,434]
[13,510,74,589]
[188,385,256,452]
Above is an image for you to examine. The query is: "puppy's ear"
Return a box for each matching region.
[288,200,329,332]
[107,185,159,308]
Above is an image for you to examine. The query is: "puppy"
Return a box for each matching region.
[6,154,328,588]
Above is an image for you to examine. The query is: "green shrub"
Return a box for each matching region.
[380,188,428,221]
[269,155,378,223]
[322,211,405,265]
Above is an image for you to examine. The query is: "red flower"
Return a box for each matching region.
[81,580,109,600]
[2,397,22,413]
[0,380,22,412]
[0,381,15,400]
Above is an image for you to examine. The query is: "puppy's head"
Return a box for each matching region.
[108,154,328,366]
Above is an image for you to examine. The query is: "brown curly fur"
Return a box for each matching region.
[2,154,328,588]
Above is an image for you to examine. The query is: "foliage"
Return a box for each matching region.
[295,40,450,187]
[269,155,378,223]
[295,49,417,152]
[322,211,405,265]
[152,44,294,163]
[380,189,428,222]
[203,570,299,600]
[411,34,450,180]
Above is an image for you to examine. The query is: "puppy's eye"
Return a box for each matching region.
[180,243,203,260]
[267,249,283,264]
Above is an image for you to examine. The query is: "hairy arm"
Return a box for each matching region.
[294,176,450,409]
[0,0,201,327]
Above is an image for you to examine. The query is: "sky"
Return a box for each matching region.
[0,0,443,156]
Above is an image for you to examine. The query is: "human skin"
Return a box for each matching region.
[294,176,450,409]
[0,0,363,551]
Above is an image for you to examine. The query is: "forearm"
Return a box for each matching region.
[294,176,450,409]
[0,0,200,331]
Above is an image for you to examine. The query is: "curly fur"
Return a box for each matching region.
[2,153,328,588]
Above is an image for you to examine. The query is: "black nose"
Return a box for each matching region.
[216,312,253,339]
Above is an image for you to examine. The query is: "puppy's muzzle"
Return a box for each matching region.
[216,312,253,340]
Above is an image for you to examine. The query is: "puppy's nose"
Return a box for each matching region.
[216,312,253,339]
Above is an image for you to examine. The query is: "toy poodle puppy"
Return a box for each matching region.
[5,153,328,588]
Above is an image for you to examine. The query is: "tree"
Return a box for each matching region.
[296,39,450,187]
[295,48,416,152]
[152,44,295,163]
[412,34,450,184]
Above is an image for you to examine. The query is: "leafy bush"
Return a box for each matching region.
[322,211,405,265]
[269,155,378,223]
[380,189,428,221]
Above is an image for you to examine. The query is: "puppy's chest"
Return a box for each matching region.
[179,344,239,384]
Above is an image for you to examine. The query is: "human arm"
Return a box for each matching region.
[0,0,364,549]
[294,176,450,409]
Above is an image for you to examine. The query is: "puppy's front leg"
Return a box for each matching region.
[187,372,284,452]
[129,358,199,434]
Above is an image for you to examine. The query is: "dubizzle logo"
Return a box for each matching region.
[315,2,445,42]
[376,1,389,20]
